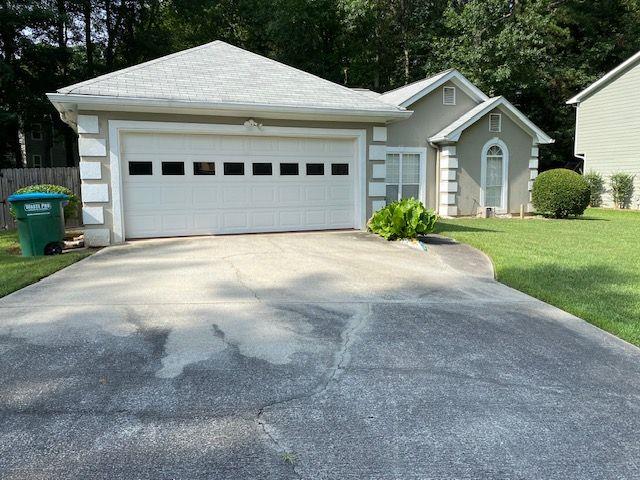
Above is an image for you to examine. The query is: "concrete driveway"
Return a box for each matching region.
[1,231,639,479]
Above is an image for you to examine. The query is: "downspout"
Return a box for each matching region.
[572,102,586,169]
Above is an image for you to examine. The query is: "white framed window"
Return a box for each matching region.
[480,139,509,212]
[385,147,427,205]
[443,86,456,105]
[489,113,502,132]
[32,154,42,167]
[30,123,43,140]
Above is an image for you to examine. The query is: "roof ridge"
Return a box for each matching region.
[381,69,455,95]
[60,40,224,94]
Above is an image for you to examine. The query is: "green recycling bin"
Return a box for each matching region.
[8,193,69,256]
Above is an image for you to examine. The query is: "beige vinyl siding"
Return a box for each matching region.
[576,60,640,208]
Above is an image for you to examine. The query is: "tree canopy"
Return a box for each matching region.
[2,0,639,168]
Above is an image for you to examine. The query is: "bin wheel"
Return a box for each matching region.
[44,243,63,256]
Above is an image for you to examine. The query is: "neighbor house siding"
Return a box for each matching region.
[456,108,534,216]
[386,80,479,210]
[75,110,384,244]
[575,60,640,208]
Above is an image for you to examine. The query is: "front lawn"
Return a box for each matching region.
[0,230,92,298]
[435,208,640,347]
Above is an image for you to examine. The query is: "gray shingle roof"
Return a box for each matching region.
[378,70,454,106]
[57,41,406,114]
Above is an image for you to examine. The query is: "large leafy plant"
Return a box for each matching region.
[368,198,437,240]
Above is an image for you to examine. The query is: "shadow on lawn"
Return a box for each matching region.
[433,222,499,234]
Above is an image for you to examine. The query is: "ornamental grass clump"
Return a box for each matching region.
[368,198,437,240]
[584,171,605,207]
[610,173,635,209]
[531,169,590,218]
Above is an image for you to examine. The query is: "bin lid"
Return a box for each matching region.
[8,192,69,202]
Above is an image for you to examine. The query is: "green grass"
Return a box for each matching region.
[435,208,640,347]
[0,230,92,298]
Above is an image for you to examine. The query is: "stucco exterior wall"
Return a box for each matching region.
[76,110,386,245]
[386,80,479,210]
[455,108,535,216]
[575,61,640,208]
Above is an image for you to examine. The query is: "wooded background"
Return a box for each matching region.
[2,0,640,170]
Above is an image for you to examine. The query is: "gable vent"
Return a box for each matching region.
[443,86,456,105]
[489,113,502,132]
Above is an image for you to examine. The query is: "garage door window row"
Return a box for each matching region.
[128,161,349,177]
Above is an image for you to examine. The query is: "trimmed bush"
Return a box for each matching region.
[610,173,635,209]
[10,184,80,219]
[584,171,605,207]
[531,169,590,218]
[368,198,437,240]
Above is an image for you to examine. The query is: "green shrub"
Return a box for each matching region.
[583,171,605,207]
[531,169,590,218]
[10,184,80,219]
[610,173,635,209]
[368,198,437,240]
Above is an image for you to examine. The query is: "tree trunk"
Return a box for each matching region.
[84,0,94,75]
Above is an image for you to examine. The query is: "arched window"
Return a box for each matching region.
[481,140,509,210]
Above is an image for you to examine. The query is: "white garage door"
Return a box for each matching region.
[121,132,357,239]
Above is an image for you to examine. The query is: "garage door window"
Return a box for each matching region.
[306,163,324,175]
[253,163,273,175]
[224,162,245,175]
[331,163,349,175]
[280,163,299,175]
[162,162,185,175]
[194,162,215,175]
[129,161,153,175]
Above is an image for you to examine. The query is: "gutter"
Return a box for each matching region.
[46,93,413,125]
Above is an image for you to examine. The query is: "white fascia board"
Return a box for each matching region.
[429,97,554,145]
[567,50,640,104]
[400,70,489,108]
[46,93,413,123]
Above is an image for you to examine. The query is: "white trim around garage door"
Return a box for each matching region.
[108,120,368,243]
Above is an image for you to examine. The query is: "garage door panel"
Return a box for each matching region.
[306,210,328,226]
[162,187,191,207]
[278,185,302,204]
[222,211,249,229]
[193,213,219,230]
[161,214,189,232]
[192,187,220,205]
[251,212,277,228]
[251,186,277,204]
[122,132,357,239]
[305,185,327,202]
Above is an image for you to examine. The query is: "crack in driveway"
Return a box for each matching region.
[256,303,372,472]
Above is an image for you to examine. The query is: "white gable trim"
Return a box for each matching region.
[108,120,367,243]
[567,50,640,104]
[48,93,412,125]
[396,70,489,108]
[429,97,554,145]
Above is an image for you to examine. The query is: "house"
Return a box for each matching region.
[47,41,552,246]
[25,119,79,168]
[567,50,640,208]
